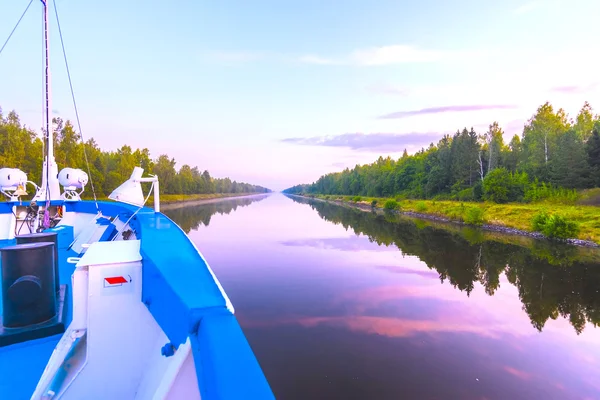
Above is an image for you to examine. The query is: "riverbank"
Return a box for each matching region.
[85,192,269,207]
[293,194,600,248]
[159,193,270,210]
[150,192,268,205]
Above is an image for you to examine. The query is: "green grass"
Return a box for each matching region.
[311,194,600,243]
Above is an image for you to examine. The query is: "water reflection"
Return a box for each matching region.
[166,194,600,399]
[287,195,600,336]
[162,194,269,233]
[280,236,398,252]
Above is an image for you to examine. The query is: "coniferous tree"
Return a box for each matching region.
[586,124,600,187]
[550,129,590,188]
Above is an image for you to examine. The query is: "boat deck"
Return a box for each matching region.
[0,200,274,400]
[0,241,77,399]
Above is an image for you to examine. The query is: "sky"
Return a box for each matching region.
[1,0,600,191]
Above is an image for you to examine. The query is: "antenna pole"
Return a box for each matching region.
[35,0,61,202]
[44,0,52,162]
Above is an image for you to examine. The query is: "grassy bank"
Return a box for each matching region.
[306,194,600,244]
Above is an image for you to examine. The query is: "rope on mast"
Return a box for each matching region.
[43,0,51,227]
[0,0,35,57]
[53,0,99,212]
[41,5,46,171]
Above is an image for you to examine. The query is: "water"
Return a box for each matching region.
[164,194,600,400]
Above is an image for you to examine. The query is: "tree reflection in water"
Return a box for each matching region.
[163,195,269,233]
[287,195,600,335]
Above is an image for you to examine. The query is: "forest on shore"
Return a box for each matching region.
[284,102,600,205]
[0,108,270,197]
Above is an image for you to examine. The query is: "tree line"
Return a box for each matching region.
[285,102,600,203]
[0,108,270,197]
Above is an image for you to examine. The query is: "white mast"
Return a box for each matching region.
[34,0,61,202]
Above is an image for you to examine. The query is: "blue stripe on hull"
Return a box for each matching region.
[192,314,275,399]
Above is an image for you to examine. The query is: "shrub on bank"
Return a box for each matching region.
[415,201,427,212]
[525,181,579,204]
[482,168,528,203]
[353,196,362,202]
[532,211,580,239]
[454,187,475,202]
[464,206,485,225]
[371,200,378,207]
[384,199,400,210]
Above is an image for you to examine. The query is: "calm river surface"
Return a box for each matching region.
[164,194,600,400]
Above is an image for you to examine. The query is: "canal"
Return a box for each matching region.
[164,193,600,400]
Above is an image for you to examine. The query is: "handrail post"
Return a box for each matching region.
[153,179,160,213]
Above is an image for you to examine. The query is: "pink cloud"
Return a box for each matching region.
[554,382,566,391]
[503,366,533,380]
[281,132,444,151]
[550,83,599,94]
[375,265,439,279]
[279,236,396,252]
[295,315,497,338]
[378,104,518,119]
[504,119,526,136]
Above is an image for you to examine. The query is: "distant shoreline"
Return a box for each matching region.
[159,193,271,210]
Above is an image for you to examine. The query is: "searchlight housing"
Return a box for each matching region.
[0,168,30,201]
[58,168,89,201]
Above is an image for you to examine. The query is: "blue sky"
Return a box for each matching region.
[1,0,600,191]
